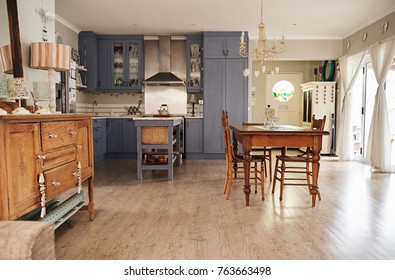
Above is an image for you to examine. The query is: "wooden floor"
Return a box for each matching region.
[55,153,395,260]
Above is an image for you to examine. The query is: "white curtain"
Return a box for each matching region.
[337,50,367,161]
[365,40,395,172]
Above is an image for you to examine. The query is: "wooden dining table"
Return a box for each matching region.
[230,124,330,207]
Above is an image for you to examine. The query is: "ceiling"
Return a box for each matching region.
[55,0,395,40]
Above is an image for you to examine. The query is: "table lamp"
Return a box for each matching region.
[30,42,71,113]
[188,93,198,117]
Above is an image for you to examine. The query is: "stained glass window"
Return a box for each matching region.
[272,80,295,102]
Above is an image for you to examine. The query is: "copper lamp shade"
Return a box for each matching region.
[0,44,13,74]
[30,42,71,71]
[30,42,71,113]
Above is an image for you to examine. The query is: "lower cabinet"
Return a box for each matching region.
[93,119,107,162]
[185,118,203,155]
[0,114,95,222]
[106,118,137,158]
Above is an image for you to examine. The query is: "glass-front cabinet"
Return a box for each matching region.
[110,37,143,92]
[186,35,203,92]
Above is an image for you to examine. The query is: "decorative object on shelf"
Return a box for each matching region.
[242,68,250,77]
[322,60,336,81]
[239,0,286,64]
[189,93,198,117]
[313,68,318,81]
[0,44,12,74]
[30,42,71,113]
[319,65,323,81]
[7,77,30,100]
[0,73,8,98]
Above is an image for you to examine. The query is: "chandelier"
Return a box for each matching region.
[239,0,286,64]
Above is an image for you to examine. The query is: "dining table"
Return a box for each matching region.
[229,124,330,207]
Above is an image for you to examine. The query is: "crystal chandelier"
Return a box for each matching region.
[239,0,286,64]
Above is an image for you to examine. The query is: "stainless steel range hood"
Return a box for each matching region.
[143,36,185,86]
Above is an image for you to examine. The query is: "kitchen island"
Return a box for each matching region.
[134,116,182,180]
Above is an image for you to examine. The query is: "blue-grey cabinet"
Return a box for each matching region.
[78,32,144,93]
[203,32,248,155]
[186,35,203,92]
[107,36,144,92]
[106,119,137,156]
[93,119,107,161]
[203,32,244,59]
[97,38,111,90]
[185,118,203,154]
[78,31,98,91]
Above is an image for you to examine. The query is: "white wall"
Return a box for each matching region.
[1,0,56,105]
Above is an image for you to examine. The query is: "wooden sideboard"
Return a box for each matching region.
[0,114,95,222]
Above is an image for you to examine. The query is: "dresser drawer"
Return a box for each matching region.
[44,161,79,200]
[41,121,77,150]
[41,145,77,171]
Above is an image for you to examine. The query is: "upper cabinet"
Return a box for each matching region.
[78,32,144,93]
[186,35,203,92]
[78,31,98,91]
[203,32,244,59]
[109,36,144,91]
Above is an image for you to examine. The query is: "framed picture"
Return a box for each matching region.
[70,68,76,80]
[76,73,82,85]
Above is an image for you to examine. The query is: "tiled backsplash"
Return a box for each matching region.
[76,102,203,117]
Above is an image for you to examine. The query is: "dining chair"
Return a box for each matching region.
[222,110,266,200]
[272,114,326,201]
[242,122,272,181]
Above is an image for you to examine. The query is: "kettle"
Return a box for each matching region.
[158,104,169,115]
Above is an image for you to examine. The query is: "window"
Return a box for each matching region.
[272,80,295,102]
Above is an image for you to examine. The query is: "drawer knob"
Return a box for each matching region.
[76,144,82,149]
[52,181,61,186]
[73,172,78,177]
[37,154,46,160]
[48,133,58,139]
[70,131,77,136]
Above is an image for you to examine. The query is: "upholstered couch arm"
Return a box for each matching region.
[0,221,56,260]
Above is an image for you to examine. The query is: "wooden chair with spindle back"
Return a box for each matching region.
[222,110,266,200]
[272,114,326,201]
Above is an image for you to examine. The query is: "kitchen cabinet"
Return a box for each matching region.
[97,38,111,90]
[105,35,144,92]
[301,81,337,154]
[203,32,248,155]
[185,118,203,154]
[93,118,107,162]
[186,34,203,92]
[106,118,137,157]
[0,114,94,222]
[78,31,98,91]
[78,32,144,92]
[203,32,244,59]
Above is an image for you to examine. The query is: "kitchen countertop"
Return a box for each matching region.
[93,115,202,120]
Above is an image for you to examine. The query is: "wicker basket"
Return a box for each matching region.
[142,126,168,144]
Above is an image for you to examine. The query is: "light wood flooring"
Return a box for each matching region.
[54,153,395,260]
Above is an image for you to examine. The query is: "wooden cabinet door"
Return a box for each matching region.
[5,123,41,219]
[76,119,93,180]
